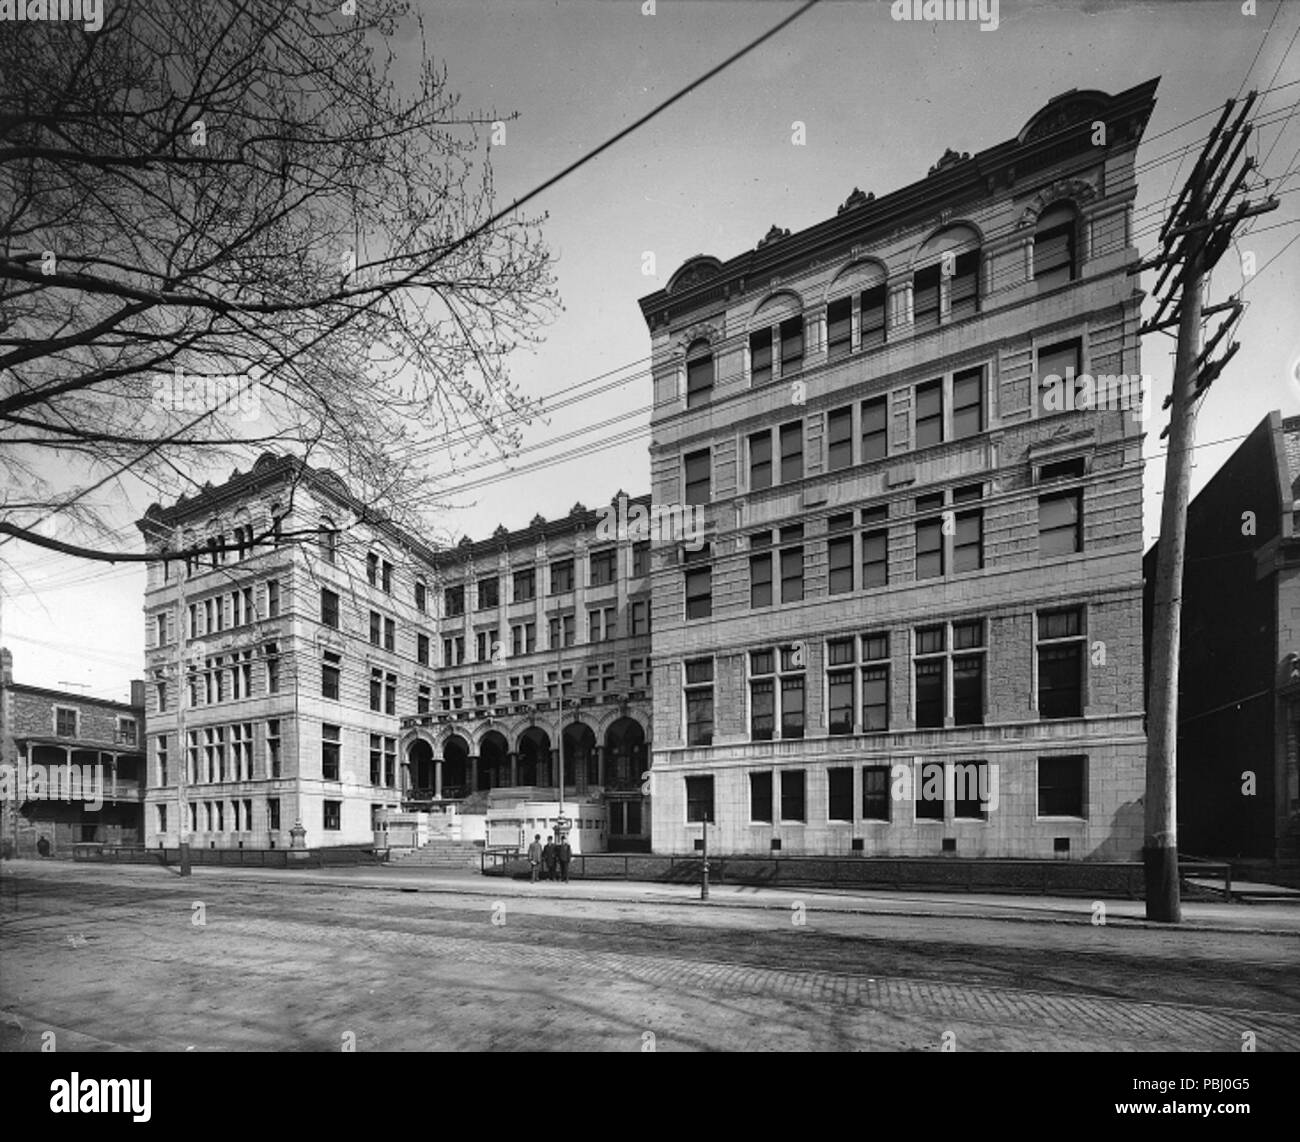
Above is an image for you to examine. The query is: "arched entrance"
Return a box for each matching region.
[562,722,596,789]
[408,739,435,797]
[604,717,646,791]
[442,735,469,799]
[517,727,551,787]
[479,730,509,791]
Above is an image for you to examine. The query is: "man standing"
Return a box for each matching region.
[527,833,543,883]
[542,834,556,881]
[557,834,573,883]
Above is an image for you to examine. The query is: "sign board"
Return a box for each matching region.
[554,816,572,830]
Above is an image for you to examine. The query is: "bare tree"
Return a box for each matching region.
[0,0,557,564]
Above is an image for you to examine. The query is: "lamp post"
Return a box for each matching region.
[700,812,709,901]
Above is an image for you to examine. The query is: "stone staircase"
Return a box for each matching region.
[389,837,483,870]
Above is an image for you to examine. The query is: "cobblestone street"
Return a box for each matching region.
[2,862,1297,1052]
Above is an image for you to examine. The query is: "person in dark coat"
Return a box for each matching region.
[557,836,573,883]
[542,835,557,881]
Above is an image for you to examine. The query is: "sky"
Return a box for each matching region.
[3,0,1299,699]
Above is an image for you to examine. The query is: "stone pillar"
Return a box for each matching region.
[597,744,606,787]
[850,294,861,352]
[434,759,443,800]
[469,754,479,794]
[888,277,913,333]
[509,751,518,787]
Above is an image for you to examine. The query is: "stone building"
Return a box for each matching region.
[637,81,1158,858]
[400,495,654,851]
[0,647,146,856]
[1144,411,1300,861]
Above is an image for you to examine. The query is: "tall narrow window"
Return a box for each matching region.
[952,367,983,440]
[826,297,851,360]
[1040,490,1083,556]
[827,406,853,471]
[750,650,775,741]
[861,284,887,349]
[861,396,888,462]
[749,431,772,491]
[779,315,804,373]
[1037,339,1083,416]
[684,449,711,506]
[914,263,941,331]
[915,380,943,448]
[684,659,714,747]
[1038,608,1085,718]
[1034,204,1077,289]
[320,589,339,629]
[750,552,773,609]
[321,725,341,781]
[949,249,979,321]
[686,341,713,408]
[779,421,803,483]
[750,327,773,386]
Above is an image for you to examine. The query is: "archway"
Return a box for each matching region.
[479,730,509,791]
[604,717,646,791]
[442,735,469,799]
[517,727,551,787]
[407,739,435,797]
[562,722,596,789]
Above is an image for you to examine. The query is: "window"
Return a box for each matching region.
[511,622,536,656]
[268,798,281,831]
[473,576,498,611]
[952,367,983,440]
[861,284,887,349]
[828,532,854,596]
[417,684,432,714]
[632,542,650,577]
[685,565,712,620]
[750,646,805,740]
[861,633,890,732]
[231,724,253,782]
[630,656,652,690]
[1034,204,1077,289]
[914,263,941,331]
[630,600,650,637]
[750,552,773,609]
[750,650,775,741]
[953,486,984,574]
[370,735,383,786]
[915,761,945,820]
[779,315,804,373]
[827,297,851,360]
[367,552,379,585]
[589,548,616,587]
[1038,755,1086,817]
[381,560,393,594]
[749,431,772,491]
[512,567,533,603]
[750,327,773,385]
[748,771,773,823]
[684,658,714,746]
[915,508,944,581]
[953,761,990,820]
[550,558,574,594]
[322,725,340,781]
[320,589,339,630]
[686,342,714,408]
[1040,456,1087,483]
[369,610,381,646]
[156,736,169,787]
[1038,608,1085,718]
[780,770,806,822]
[952,620,986,727]
[323,801,341,831]
[267,579,281,619]
[685,775,714,822]
[267,721,281,779]
[445,585,465,617]
[827,641,854,735]
[586,661,616,694]
[915,625,947,728]
[417,633,430,666]
[862,507,889,588]
[384,617,395,652]
[915,379,943,448]
[1037,338,1083,416]
[117,716,137,745]
[828,767,853,821]
[780,543,804,605]
[547,614,574,649]
[779,421,803,483]
[155,613,168,646]
[828,406,853,471]
[949,249,979,321]
[684,449,710,506]
[231,645,252,695]
[588,607,616,642]
[322,652,341,701]
[863,765,890,821]
[545,667,573,699]
[1040,490,1083,556]
[414,580,427,613]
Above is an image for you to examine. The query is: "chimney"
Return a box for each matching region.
[129,678,146,710]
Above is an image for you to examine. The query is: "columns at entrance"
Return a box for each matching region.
[434,759,443,800]
[509,751,518,787]
[596,744,606,787]
[469,754,479,794]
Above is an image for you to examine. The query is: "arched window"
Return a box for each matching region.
[1034,203,1078,288]
[685,339,713,408]
[914,225,981,330]
[319,517,337,564]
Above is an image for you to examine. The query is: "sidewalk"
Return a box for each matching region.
[7,858,1300,936]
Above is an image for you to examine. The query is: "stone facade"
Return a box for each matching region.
[638,83,1158,859]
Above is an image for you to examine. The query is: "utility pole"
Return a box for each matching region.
[1136,93,1275,922]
